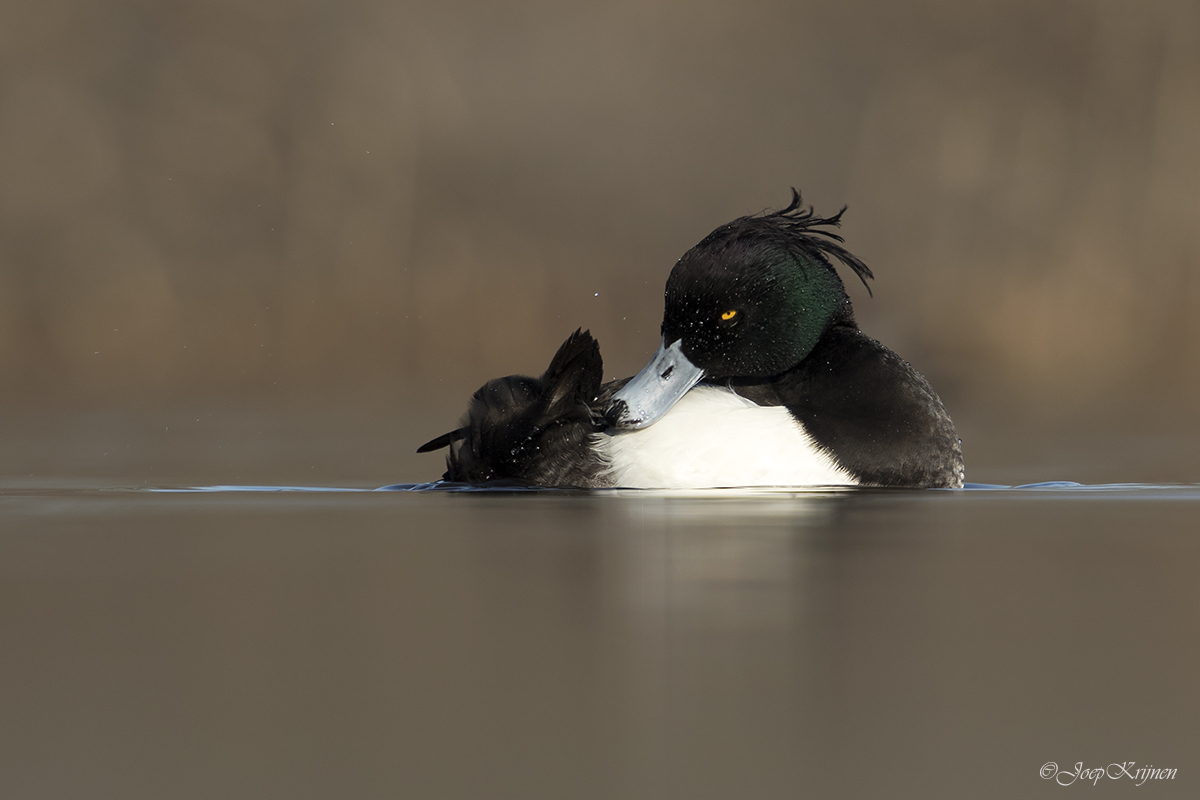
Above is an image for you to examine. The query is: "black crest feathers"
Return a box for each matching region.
[754,188,875,296]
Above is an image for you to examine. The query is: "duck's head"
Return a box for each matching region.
[606,189,874,431]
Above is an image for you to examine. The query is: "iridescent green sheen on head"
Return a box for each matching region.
[661,191,869,379]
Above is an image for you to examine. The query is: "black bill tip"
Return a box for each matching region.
[604,398,629,430]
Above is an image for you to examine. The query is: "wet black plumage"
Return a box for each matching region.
[416,329,613,487]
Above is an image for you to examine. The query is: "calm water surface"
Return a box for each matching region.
[2,480,1198,799]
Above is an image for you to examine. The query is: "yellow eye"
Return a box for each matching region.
[721,310,738,321]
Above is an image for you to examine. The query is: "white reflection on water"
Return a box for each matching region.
[609,493,843,524]
[597,493,844,631]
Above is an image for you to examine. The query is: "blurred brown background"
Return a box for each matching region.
[2,0,1198,482]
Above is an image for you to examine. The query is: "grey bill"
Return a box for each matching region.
[606,338,705,431]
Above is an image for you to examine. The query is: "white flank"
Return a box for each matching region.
[595,385,857,489]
